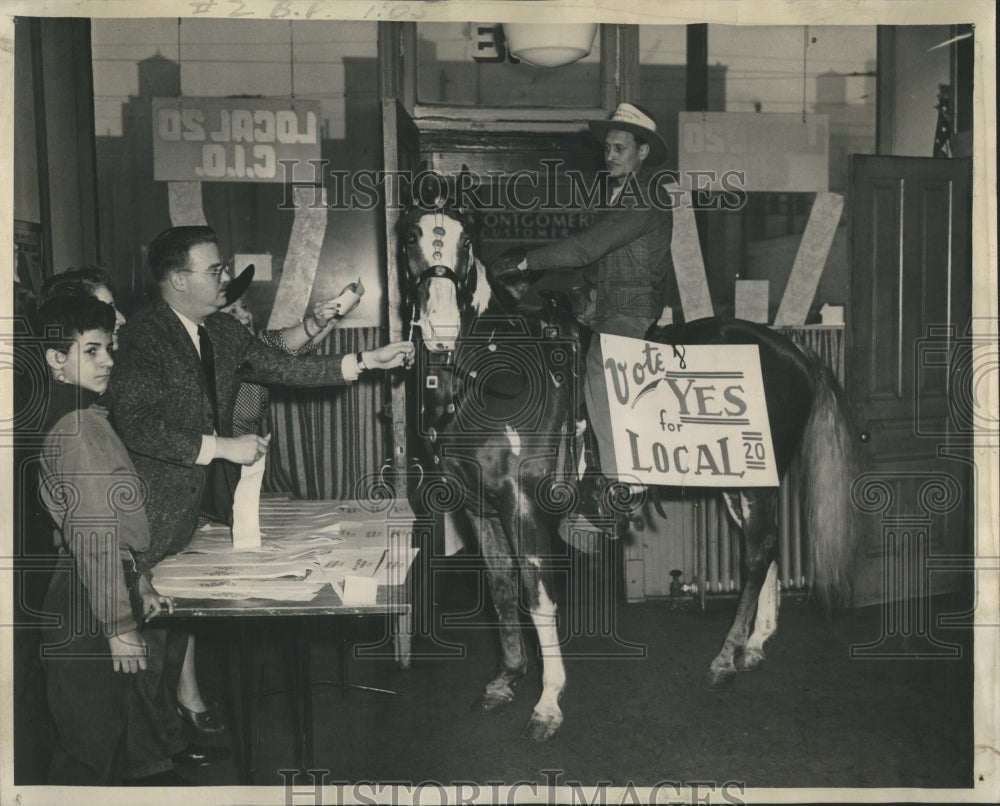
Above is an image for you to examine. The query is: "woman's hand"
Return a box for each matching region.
[139,574,174,622]
[361,341,415,371]
[109,630,149,674]
[313,280,365,328]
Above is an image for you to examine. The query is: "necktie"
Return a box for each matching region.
[198,324,219,430]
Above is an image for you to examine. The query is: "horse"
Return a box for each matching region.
[395,178,859,740]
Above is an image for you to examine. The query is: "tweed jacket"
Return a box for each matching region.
[108,297,350,574]
[526,170,676,324]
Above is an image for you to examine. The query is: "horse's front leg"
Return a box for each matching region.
[521,553,565,741]
[704,490,778,690]
[471,515,527,714]
[503,493,565,742]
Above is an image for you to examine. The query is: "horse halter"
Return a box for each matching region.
[407,206,471,290]
[404,205,474,346]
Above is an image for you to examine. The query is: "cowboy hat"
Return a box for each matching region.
[223,263,254,306]
[588,103,669,166]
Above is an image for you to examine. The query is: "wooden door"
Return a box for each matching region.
[847,155,973,609]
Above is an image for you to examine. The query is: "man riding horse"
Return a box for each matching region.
[492,103,680,491]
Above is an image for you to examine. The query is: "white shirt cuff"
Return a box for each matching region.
[196,434,217,465]
[341,353,360,382]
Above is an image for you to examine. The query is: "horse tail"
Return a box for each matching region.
[798,359,861,611]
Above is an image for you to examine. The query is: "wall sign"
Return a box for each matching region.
[601,334,779,487]
[678,112,829,193]
[480,211,598,242]
[152,97,321,183]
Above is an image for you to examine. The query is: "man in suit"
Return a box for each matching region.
[107,225,413,759]
[110,225,413,573]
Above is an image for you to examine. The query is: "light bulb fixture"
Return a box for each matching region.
[501,23,598,68]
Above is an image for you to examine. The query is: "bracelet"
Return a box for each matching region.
[302,317,319,339]
[356,351,367,371]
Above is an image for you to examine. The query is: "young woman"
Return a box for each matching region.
[220,265,363,437]
[36,294,185,785]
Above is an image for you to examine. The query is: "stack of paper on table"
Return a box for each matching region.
[153,497,419,602]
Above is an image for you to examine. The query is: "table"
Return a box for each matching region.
[166,587,410,784]
[157,496,418,784]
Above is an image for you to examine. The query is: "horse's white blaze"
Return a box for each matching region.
[529,577,565,722]
[422,278,461,351]
[415,213,468,352]
[505,424,521,456]
[746,560,780,655]
[416,213,466,273]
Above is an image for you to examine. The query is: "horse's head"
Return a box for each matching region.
[397,171,491,353]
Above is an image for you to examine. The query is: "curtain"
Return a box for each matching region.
[262,326,389,500]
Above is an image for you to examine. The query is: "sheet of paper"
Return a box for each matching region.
[168,181,208,226]
[153,578,324,601]
[232,454,266,550]
[336,576,379,605]
[234,252,272,282]
[321,548,387,579]
[152,558,319,581]
[267,185,328,330]
[377,546,420,587]
[665,183,714,321]
[773,192,844,326]
[735,280,770,323]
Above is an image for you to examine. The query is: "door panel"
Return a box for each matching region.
[848,155,972,608]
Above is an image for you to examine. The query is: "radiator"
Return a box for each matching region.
[623,325,844,602]
[695,457,807,595]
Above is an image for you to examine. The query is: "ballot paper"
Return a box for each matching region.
[152,556,320,581]
[321,548,387,584]
[153,496,420,601]
[232,454,266,549]
[328,279,363,317]
[378,546,421,587]
[152,578,325,601]
[336,576,380,605]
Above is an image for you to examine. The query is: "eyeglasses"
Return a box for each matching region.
[177,265,232,283]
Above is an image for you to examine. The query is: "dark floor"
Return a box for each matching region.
[14,555,978,796]
[183,562,976,793]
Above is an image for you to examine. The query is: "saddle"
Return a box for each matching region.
[533,291,638,544]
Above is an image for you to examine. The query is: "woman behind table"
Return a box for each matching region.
[220,265,364,436]
[35,294,184,785]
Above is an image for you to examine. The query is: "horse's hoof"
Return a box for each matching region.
[472,689,515,714]
[735,648,765,671]
[701,667,736,691]
[521,711,562,742]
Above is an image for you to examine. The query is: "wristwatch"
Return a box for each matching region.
[356,351,368,371]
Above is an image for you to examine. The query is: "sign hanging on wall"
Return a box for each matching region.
[601,334,779,487]
[152,97,321,183]
[678,112,829,193]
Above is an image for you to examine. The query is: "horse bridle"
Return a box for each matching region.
[403,208,474,342]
